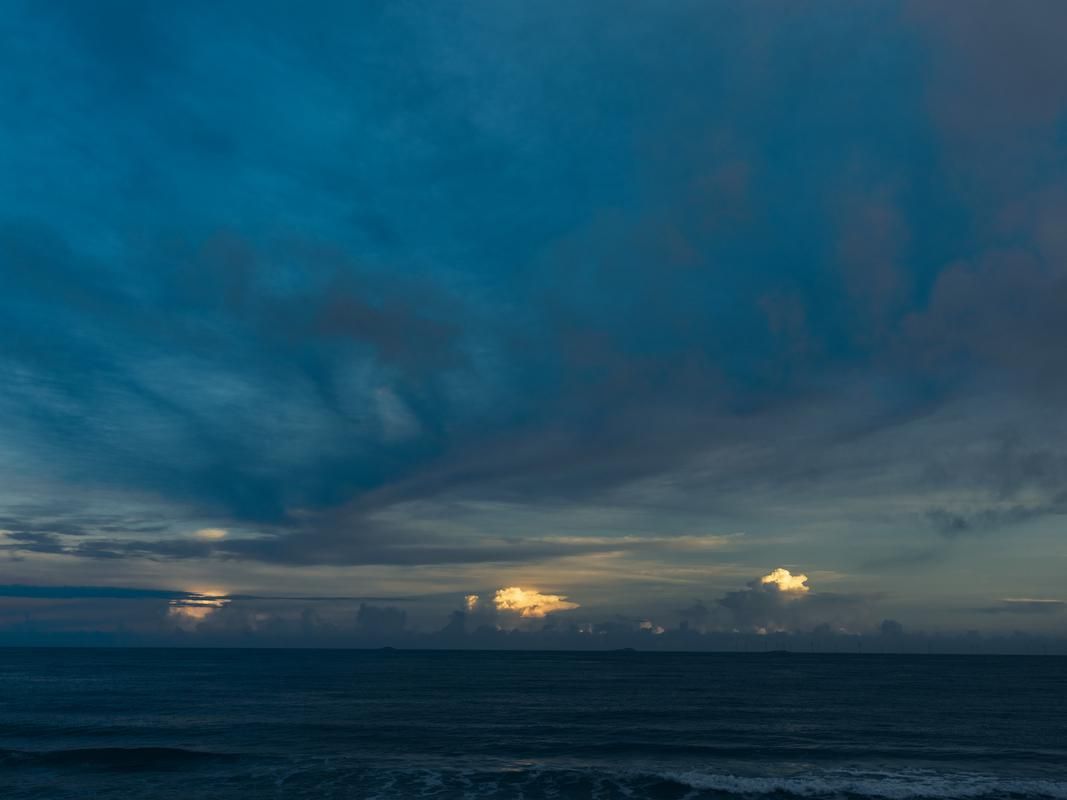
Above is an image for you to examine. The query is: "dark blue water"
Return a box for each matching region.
[0,650,1064,799]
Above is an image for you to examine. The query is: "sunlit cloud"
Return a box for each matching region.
[758,568,809,594]
[194,528,228,540]
[464,594,480,612]
[167,589,230,628]
[493,586,579,618]
[710,566,880,635]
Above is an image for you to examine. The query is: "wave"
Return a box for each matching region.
[0,746,240,771]
[243,763,1067,800]
[659,767,1067,799]
[518,740,1067,764]
[4,757,1066,799]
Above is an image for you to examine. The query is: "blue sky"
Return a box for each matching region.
[2,1,1067,646]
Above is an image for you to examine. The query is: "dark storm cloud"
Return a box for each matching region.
[1,0,1066,583]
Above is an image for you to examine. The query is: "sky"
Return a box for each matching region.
[2,1,1067,649]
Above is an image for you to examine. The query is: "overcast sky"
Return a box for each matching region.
[2,1,1066,646]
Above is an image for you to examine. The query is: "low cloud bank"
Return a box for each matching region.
[1,574,1063,654]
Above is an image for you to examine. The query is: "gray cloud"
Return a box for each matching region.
[715,569,873,633]
[879,618,905,636]
[0,583,411,603]
[926,504,1065,538]
[2,1,1067,625]
[356,603,408,635]
[907,1,1067,139]
[1,515,715,566]
[677,600,711,625]
[976,599,1065,616]
[0,584,184,600]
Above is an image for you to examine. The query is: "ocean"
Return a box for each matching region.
[0,649,1064,799]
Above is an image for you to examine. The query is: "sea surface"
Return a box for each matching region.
[0,649,1064,799]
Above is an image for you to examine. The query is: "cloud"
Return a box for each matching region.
[1,582,1064,651]
[0,518,738,567]
[926,505,1062,538]
[1,0,1067,624]
[977,598,1065,615]
[492,587,579,618]
[921,433,1067,537]
[168,592,230,628]
[907,1,1067,138]
[717,568,810,632]
[0,2,955,543]
[879,618,905,636]
[356,602,408,634]
[0,584,411,604]
[0,584,185,600]
[716,568,868,633]
[677,600,710,624]
[758,567,809,593]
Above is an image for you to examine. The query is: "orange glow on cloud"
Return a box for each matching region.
[493,586,579,618]
[759,568,809,593]
[168,590,230,627]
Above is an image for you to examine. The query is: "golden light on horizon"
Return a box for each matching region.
[168,590,231,627]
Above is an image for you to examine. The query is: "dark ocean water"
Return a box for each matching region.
[0,649,1064,799]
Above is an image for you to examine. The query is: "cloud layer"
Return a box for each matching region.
[1,2,1066,641]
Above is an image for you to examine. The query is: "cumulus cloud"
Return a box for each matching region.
[758,568,809,593]
[717,568,808,632]
[717,568,867,633]
[356,602,408,634]
[677,600,711,626]
[492,587,579,618]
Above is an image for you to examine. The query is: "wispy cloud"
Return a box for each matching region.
[977,598,1066,615]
